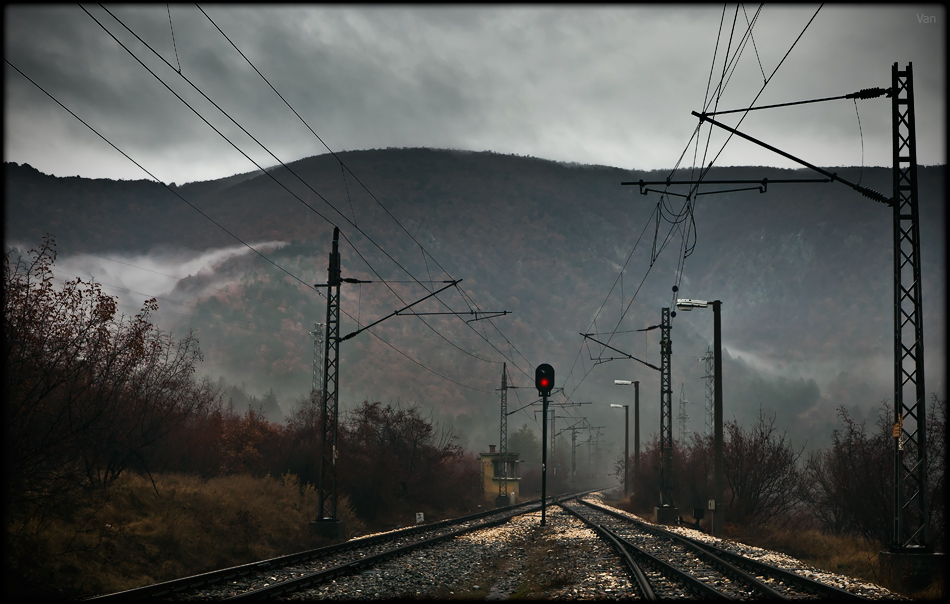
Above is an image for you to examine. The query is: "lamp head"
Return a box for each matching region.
[676,298,708,311]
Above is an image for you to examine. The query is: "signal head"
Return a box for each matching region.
[535,363,555,395]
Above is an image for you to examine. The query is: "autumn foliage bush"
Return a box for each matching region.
[4,237,482,530]
[4,236,484,597]
[338,401,482,525]
[801,398,946,550]
[4,236,219,523]
[618,402,945,554]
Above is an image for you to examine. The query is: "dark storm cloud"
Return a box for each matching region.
[4,5,945,184]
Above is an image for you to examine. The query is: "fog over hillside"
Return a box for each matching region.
[4,150,945,470]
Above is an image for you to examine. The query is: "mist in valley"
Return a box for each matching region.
[4,154,945,473]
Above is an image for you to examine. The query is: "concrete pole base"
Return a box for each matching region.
[878,549,945,595]
[310,519,346,541]
[654,505,679,525]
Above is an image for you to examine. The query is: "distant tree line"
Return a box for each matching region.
[4,236,481,533]
[6,235,943,546]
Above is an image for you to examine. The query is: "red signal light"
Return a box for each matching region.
[535,364,554,395]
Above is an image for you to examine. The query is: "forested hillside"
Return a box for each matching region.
[4,150,945,453]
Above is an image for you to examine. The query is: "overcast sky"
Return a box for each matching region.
[4,4,946,185]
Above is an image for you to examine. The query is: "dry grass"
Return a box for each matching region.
[608,498,943,600]
[745,524,944,600]
[746,524,885,584]
[5,472,366,600]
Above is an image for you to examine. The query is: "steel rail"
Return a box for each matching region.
[85,489,597,601]
[557,501,657,600]
[578,497,871,601]
[226,490,593,600]
[599,522,731,600]
[688,539,872,601]
[83,497,544,602]
[223,512,521,600]
[571,500,787,600]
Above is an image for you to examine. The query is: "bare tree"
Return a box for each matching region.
[800,403,892,543]
[723,411,805,528]
[4,236,217,521]
[925,395,946,551]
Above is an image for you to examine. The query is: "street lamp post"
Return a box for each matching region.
[613,380,640,498]
[676,298,724,537]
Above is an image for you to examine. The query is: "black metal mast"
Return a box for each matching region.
[659,307,674,507]
[498,363,509,503]
[318,227,342,520]
[890,62,928,551]
[629,68,931,548]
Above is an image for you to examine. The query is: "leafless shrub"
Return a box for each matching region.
[4,236,218,523]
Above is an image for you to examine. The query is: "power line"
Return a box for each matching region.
[94,4,530,375]
[194,4,459,288]
[5,57,309,292]
[5,56,492,394]
[562,4,823,400]
[86,4,514,374]
[192,4,536,374]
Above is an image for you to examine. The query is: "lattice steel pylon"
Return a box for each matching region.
[890,62,929,551]
[571,428,579,489]
[659,307,674,506]
[318,227,342,521]
[310,322,325,398]
[677,384,694,442]
[701,347,715,438]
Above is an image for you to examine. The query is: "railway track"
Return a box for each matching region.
[84,492,587,601]
[561,496,871,600]
[85,490,900,600]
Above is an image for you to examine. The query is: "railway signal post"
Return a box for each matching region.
[536,363,554,526]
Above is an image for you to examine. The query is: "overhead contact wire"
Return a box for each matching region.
[194,4,538,373]
[89,4,505,371]
[5,56,489,394]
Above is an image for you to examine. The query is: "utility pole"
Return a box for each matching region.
[890,62,929,553]
[713,300,724,538]
[571,428,578,489]
[312,228,463,540]
[315,227,342,537]
[630,70,933,552]
[585,427,605,481]
[583,320,662,515]
[658,306,676,521]
[634,382,640,483]
[532,400,591,477]
[610,402,630,496]
[497,363,510,506]
[678,384,693,442]
[555,422,588,490]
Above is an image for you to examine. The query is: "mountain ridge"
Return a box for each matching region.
[4,149,945,453]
